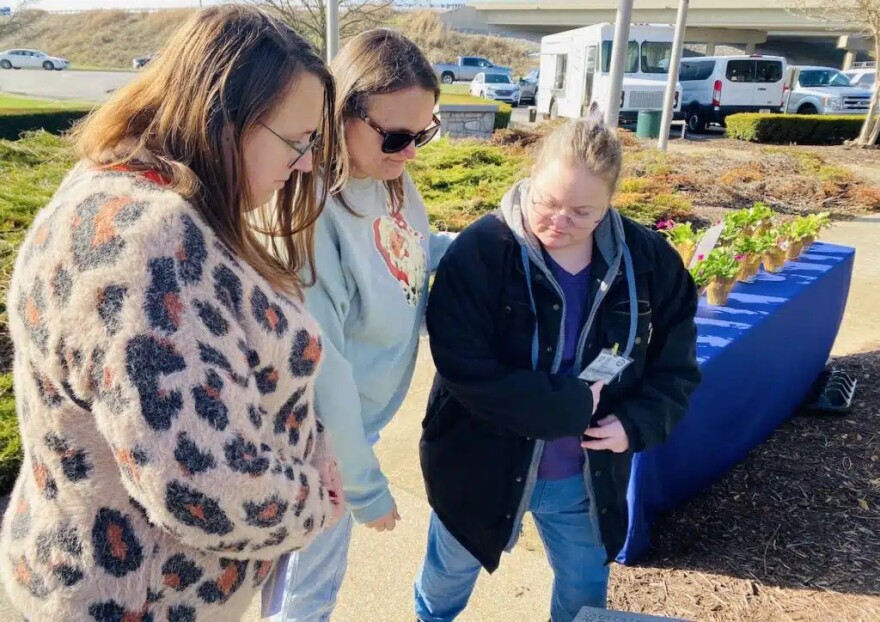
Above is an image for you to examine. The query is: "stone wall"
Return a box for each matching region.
[436,103,498,140]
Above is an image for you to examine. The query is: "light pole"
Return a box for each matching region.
[658,0,689,151]
[327,0,340,62]
[605,0,634,127]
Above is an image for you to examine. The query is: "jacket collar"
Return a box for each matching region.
[498,178,630,290]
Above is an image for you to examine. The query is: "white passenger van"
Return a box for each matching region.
[678,55,787,132]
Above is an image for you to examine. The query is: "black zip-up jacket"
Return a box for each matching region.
[420,190,700,573]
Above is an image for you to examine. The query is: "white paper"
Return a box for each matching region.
[689,222,725,268]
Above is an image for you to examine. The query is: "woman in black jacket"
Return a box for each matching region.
[414,118,701,622]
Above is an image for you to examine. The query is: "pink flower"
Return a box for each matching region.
[656,220,672,230]
[697,254,705,261]
[735,254,745,262]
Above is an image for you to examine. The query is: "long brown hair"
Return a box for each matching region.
[330,29,439,213]
[72,5,336,295]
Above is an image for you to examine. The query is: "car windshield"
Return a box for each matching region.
[485,74,511,84]
[799,70,852,88]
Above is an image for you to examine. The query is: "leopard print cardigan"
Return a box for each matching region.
[0,165,332,621]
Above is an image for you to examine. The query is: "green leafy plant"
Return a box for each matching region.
[732,235,766,256]
[689,257,713,289]
[657,220,701,244]
[700,248,742,281]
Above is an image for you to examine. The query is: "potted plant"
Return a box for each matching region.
[689,254,712,298]
[760,228,787,273]
[801,212,831,247]
[721,209,753,242]
[658,220,702,266]
[732,235,766,283]
[701,248,742,306]
[778,220,807,260]
[750,202,775,234]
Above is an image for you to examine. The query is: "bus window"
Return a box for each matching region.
[641,42,673,74]
[554,54,568,89]
[601,41,639,73]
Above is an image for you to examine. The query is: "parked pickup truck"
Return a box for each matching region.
[433,56,513,85]
[783,66,873,115]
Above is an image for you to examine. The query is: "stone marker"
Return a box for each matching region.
[575,606,691,622]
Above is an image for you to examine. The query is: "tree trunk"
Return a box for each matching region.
[856,34,880,147]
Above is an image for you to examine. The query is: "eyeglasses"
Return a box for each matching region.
[260,123,322,166]
[530,188,606,229]
[359,112,441,154]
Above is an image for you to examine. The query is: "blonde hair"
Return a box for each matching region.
[72,5,337,296]
[330,29,440,213]
[533,119,623,192]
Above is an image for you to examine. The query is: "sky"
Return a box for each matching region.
[24,0,444,9]
[27,1,221,10]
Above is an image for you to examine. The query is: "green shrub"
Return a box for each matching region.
[0,372,21,496]
[613,191,694,225]
[726,113,867,145]
[495,103,512,130]
[410,136,529,231]
[0,108,92,141]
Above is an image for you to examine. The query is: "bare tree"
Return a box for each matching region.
[0,1,38,41]
[787,0,880,146]
[249,0,396,56]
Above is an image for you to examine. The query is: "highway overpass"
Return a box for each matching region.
[442,1,870,66]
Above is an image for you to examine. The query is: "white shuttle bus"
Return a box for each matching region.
[537,23,682,123]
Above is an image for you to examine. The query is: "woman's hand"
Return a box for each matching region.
[365,503,401,532]
[581,414,630,453]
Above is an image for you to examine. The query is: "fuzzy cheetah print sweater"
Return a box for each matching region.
[0,165,332,621]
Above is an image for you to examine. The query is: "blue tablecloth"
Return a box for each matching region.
[618,242,855,564]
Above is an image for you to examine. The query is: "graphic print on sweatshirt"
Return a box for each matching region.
[372,210,426,307]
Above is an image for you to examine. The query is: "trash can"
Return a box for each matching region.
[528,106,537,123]
[636,109,663,139]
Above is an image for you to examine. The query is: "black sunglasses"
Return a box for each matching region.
[359,113,441,154]
[260,123,322,166]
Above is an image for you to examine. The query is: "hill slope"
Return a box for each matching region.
[0,9,538,75]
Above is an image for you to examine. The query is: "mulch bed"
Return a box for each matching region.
[610,348,880,621]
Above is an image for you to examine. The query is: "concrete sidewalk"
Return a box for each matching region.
[241,343,558,622]
[2,217,877,621]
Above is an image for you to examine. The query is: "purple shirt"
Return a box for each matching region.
[537,252,592,480]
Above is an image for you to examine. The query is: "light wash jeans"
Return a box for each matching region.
[413,475,609,622]
[262,433,379,621]
[263,511,355,621]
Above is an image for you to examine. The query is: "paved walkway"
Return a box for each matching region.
[1,216,877,621]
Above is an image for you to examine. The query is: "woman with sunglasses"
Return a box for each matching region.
[263,29,452,621]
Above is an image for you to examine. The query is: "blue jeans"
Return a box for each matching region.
[265,511,354,621]
[414,475,609,622]
[265,432,381,621]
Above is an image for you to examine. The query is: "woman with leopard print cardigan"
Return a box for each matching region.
[0,7,343,621]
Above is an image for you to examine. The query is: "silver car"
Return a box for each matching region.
[0,48,69,71]
[470,71,521,106]
[518,69,539,104]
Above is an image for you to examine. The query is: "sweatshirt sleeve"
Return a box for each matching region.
[302,212,395,524]
[429,232,457,273]
[89,211,331,560]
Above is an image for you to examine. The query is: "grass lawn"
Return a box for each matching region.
[438,92,500,107]
[440,83,471,95]
[0,93,94,111]
[70,65,133,73]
